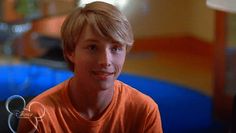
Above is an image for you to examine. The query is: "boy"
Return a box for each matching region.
[18,1,162,132]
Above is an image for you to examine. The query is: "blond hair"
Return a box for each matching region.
[61,1,134,71]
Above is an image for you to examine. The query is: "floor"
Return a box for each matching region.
[0,49,213,96]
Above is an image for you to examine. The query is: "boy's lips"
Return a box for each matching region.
[92,71,114,80]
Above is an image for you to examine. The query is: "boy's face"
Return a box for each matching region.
[67,24,126,90]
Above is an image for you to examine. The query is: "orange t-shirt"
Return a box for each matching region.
[18,79,162,133]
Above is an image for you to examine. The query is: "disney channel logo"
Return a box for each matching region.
[5,95,45,133]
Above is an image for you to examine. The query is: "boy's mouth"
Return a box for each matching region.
[92,71,114,80]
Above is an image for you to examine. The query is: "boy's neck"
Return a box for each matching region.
[68,77,114,120]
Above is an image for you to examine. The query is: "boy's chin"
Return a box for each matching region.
[95,80,115,90]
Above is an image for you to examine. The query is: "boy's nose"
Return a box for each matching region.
[98,51,111,67]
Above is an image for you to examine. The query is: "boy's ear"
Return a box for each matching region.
[65,51,75,63]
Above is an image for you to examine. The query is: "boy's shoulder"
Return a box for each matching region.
[27,79,69,107]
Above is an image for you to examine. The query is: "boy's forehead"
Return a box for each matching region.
[80,24,118,43]
[81,24,96,38]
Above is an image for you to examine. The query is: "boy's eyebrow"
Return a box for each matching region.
[84,38,112,43]
[84,38,123,45]
[84,38,100,42]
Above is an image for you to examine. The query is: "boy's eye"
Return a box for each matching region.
[87,44,97,51]
[111,47,120,51]
[111,45,124,52]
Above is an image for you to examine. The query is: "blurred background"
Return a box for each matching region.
[0,0,235,132]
